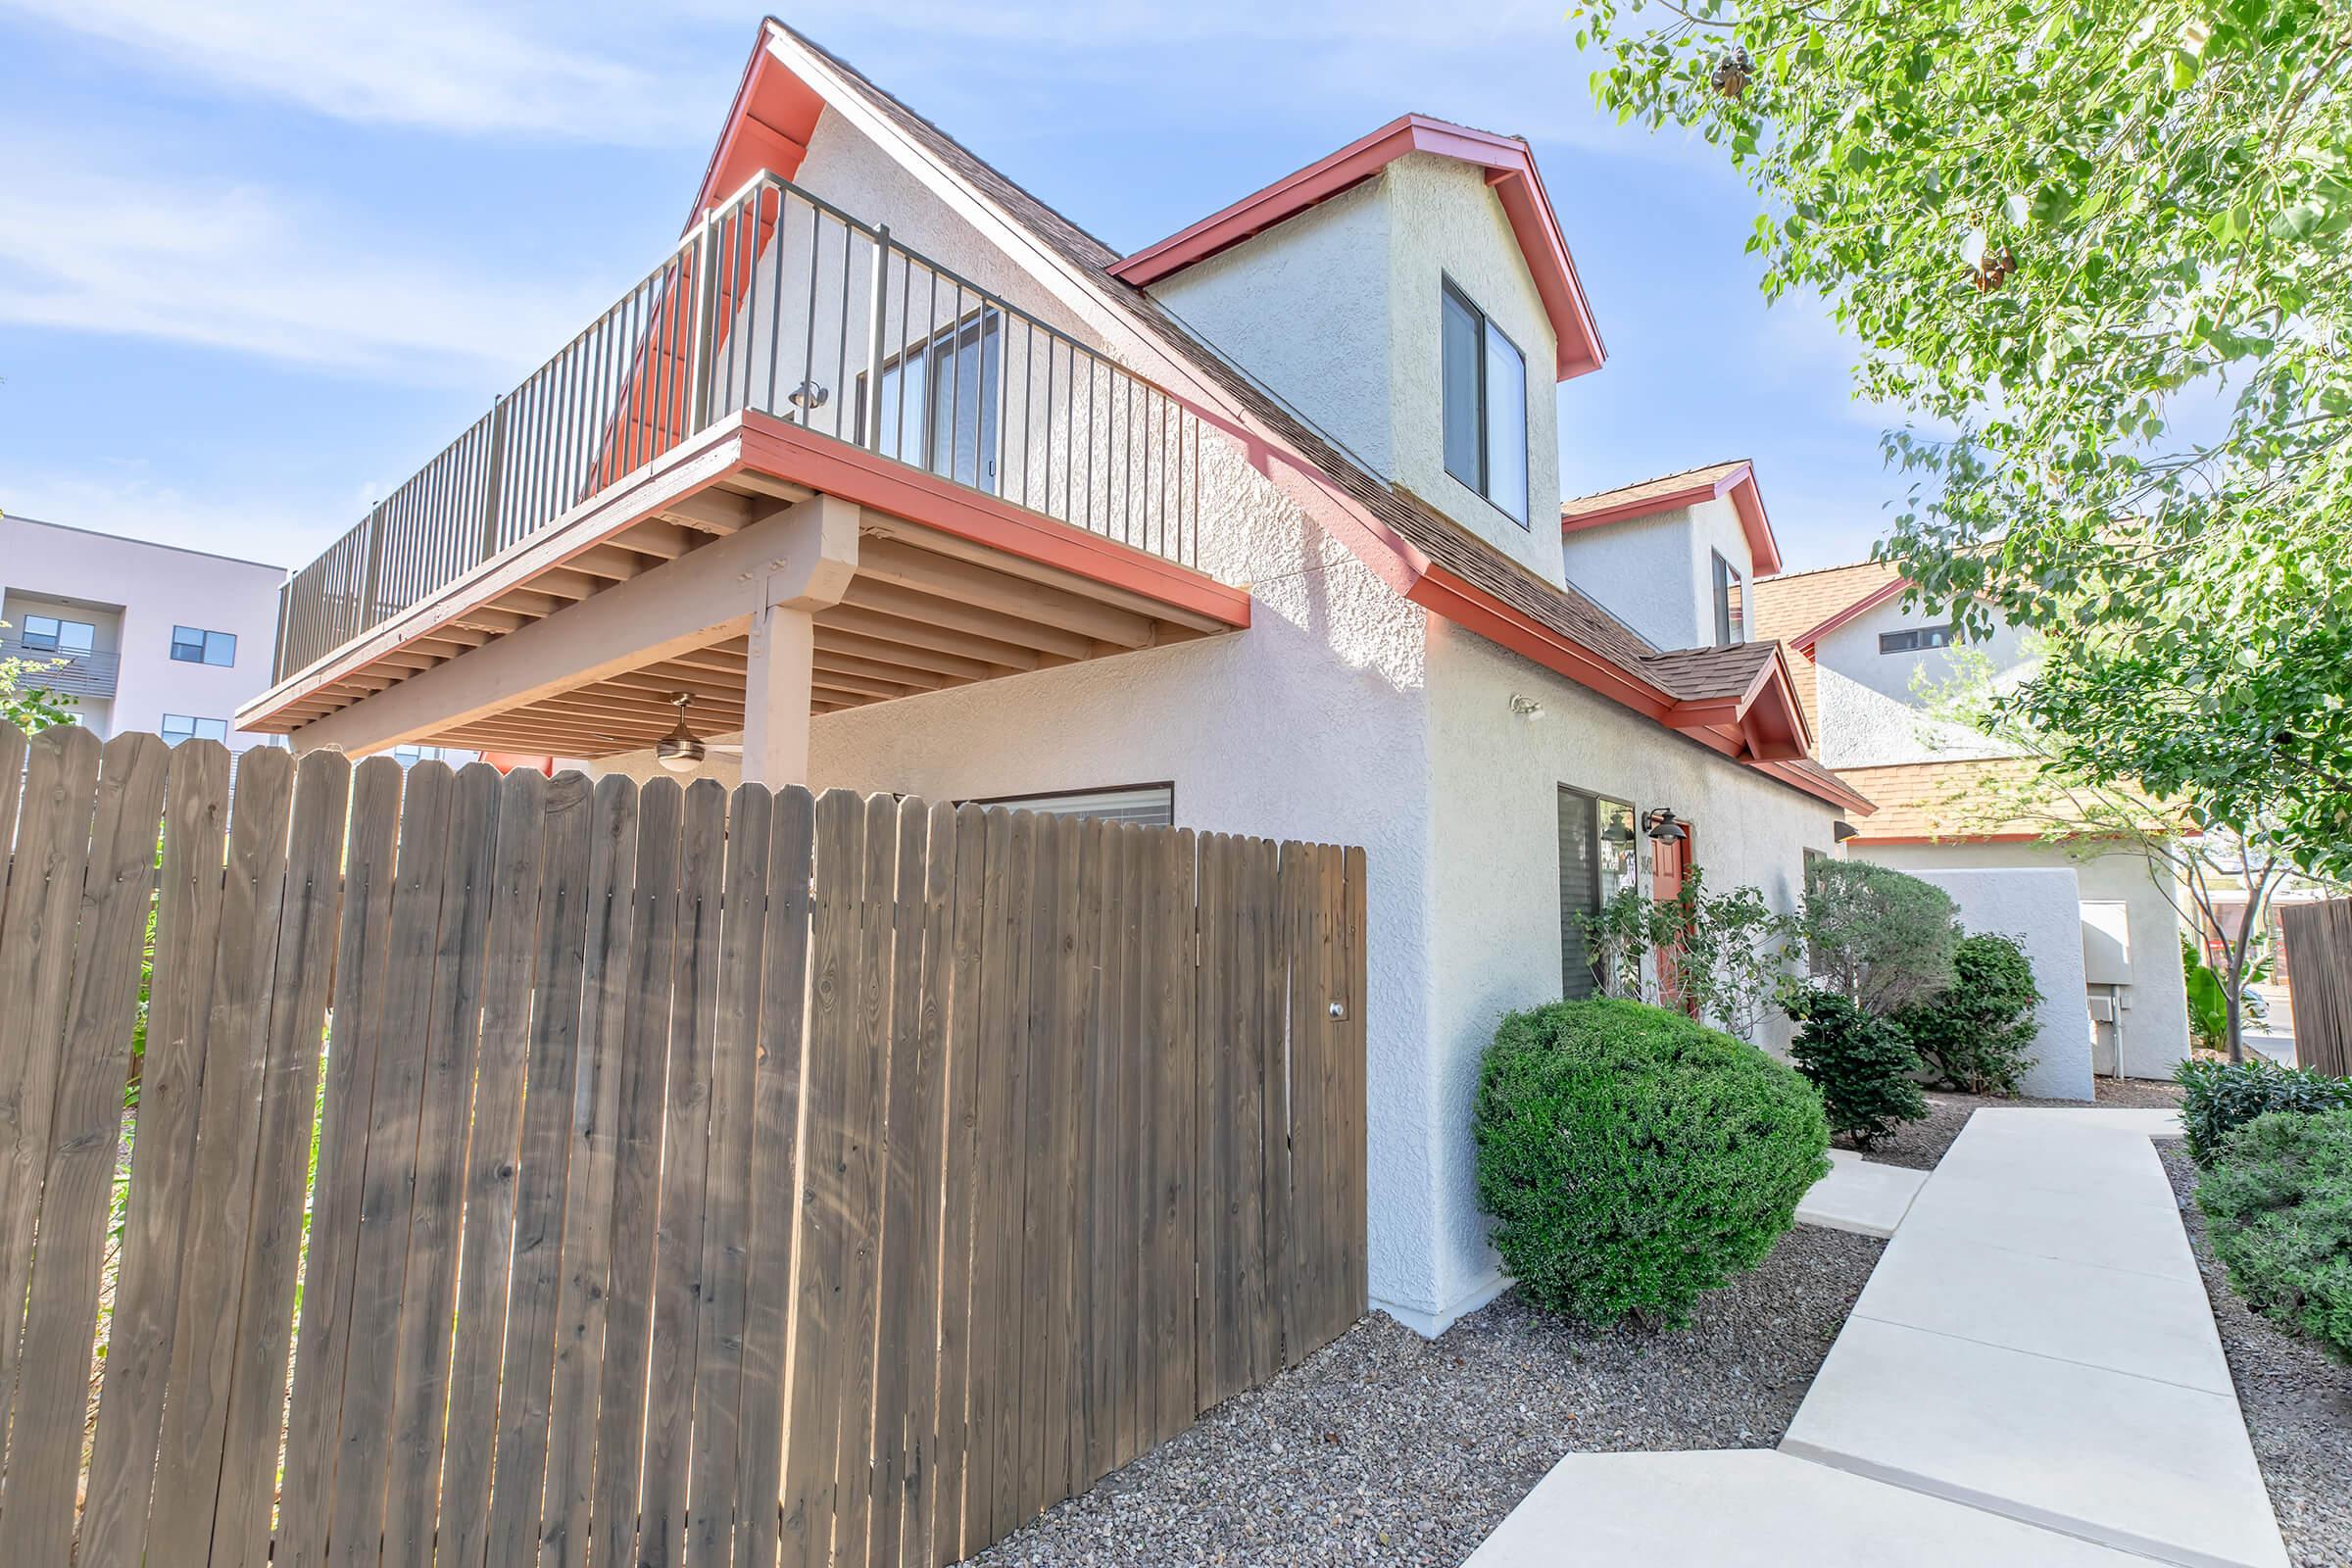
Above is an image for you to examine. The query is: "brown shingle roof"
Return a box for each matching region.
[777,24,1827,742]
[1561,461,1748,521]
[1639,640,1776,702]
[1835,758,2042,840]
[1748,561,1902,731]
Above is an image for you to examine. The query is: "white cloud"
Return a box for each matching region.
[0,0,720,143]
[0,151,612,382]
[2,463,360,570]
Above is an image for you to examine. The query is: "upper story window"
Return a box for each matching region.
[162,713,228,745]
[21,614,96,654]
[1441,280,1530,527]
[1712,551,1746,646]
[172,625,238,666]
[1880,625,1954,655]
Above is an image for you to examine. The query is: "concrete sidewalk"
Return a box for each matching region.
[1465,1107,2289,1568]
[1785,1108,2282,1568]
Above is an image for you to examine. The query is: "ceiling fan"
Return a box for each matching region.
[656,692,743,772]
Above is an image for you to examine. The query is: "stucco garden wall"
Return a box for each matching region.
[1904,865,2095,1100]
[1856,839,2191,1080]
[1422,618,1844,1330]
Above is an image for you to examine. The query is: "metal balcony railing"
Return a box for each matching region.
[273,172,1212,684]
[0,635,120,701]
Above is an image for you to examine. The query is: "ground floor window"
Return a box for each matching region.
[968,782,1173,826]
[1558,785,1640,999]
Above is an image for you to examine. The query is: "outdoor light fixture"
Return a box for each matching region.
[1600,817,1638,847]
[1644,807,1688,844]
[1833,819,1859,843]
[1509,694,1544,719]
[655,693,705,774]
[787,379,831,414]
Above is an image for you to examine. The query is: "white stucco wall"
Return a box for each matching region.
[0,515,286,749]
[1557,493,1752,653]
[1152,153,1562,585]
[1904,866,2094,1101]
[1423,618,1842,1323]
[1147,176,1396,477]
[1856,840,2190,1080]
[1384,154,1561,583]
[1811,597,2035,767]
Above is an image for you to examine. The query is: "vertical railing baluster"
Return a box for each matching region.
[479,396,510,566]
[864,226,891,450]
[688,211,720,435]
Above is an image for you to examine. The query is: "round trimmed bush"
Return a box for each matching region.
[1472,998,1831,1327]
[2194,1106,2352,1363]
[1896,932,2043,1097]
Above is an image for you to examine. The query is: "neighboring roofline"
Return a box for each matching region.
[1560,460,1783,576]
[1844,830,2044,846]
[1107,114,1606,382]
[0,512,287,574]
[1788,572,1911,654]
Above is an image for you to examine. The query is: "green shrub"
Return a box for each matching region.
[1473,998,1829,1327]
[1800,858,1960,1014]
[2176,1056,2352,1167]
[1897,932,2042,1096]
[2194,1107,2352,1362]
[1788,987,1930,1149]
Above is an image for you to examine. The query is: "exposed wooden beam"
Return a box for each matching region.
[816,626,1008,682]
[837,578,1096,662]
[855,536,1158,649]
[816,603,1045,671]
[863,515,1234,634]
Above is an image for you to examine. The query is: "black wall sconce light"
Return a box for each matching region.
[1643,808,1688,844]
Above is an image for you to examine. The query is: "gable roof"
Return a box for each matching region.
[1834,758,2046,843]
[738,21,1857,813]
[1748,560,1902,733]
[1561,460,1783,575]
[1107,114,1605,381]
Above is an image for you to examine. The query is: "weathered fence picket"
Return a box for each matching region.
[0,723,1367,1567]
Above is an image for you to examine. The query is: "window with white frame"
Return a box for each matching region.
[1441,280,1530,526]
[1879,625,1954,654]
[171,625,238,666]
[1558,786,1640,999]
[20,613,95,654]
[162,713,227,745]
[1712,551,1746,646]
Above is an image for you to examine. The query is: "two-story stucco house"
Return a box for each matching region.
[237,20,1871,1336]
[1752,562,2192,1082]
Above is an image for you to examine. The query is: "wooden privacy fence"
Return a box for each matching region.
[0,724,1368,1567]
[2280,899,2352,1077]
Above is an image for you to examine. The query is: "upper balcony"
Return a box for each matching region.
[243,172,1250,760]
[0,632,119,703]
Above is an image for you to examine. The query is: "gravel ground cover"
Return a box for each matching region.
[2161,1143,2352,1568]
[965,1225,1882,1567]
[1859,1075,2185,1170]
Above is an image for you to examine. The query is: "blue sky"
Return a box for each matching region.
[0,1,1910,577]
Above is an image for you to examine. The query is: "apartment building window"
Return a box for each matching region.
[1559,786,1640,999]
[1442,279,1530,526]
[162,713,228,745]
[171,625,238,666]
[21,614,95,654]
[1880,625,1954,654]
[1712,551,1746,646]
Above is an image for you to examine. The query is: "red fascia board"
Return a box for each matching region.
[1406,566,1864,812]
[1845,830,2039,845]
[1111,115,1605,381]
[1789,574,1911,655]
[735,416,1253,629]
[686,36,824,229]
[1761,762,1879,815]
[1561,461,1783,576]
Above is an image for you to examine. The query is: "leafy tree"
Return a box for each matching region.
[1800,858,1960,1015]
[1572,0,2352,881]
[1915,648,2331,1061]
[1,619,73,732]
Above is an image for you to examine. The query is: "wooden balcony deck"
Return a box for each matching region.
[238,170,1250,760]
